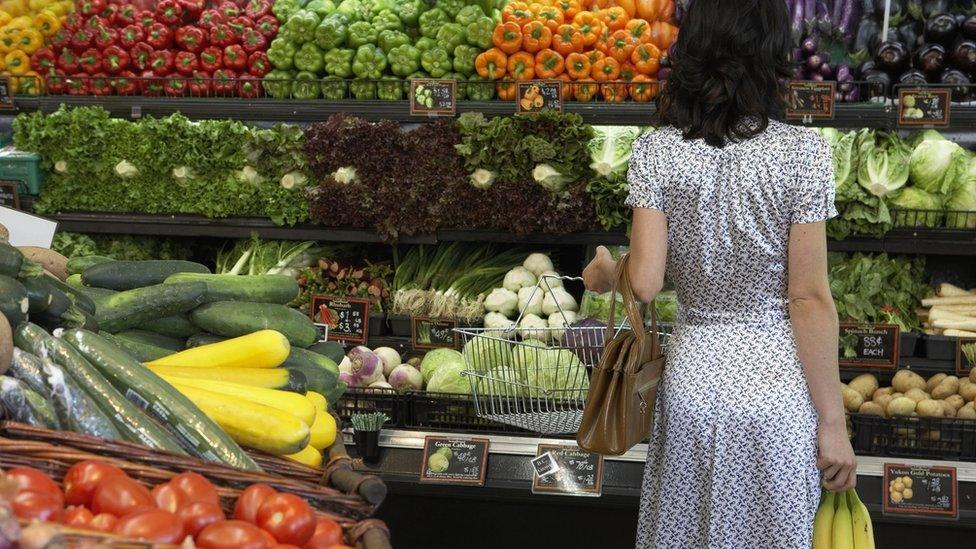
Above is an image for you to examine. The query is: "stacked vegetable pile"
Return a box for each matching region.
[585,125,646,230]
[482,252,580,340]
[828,252,929,333]
[0,0,73,95]
[788,0,859,100]
[918,282,976,337]
[844,369,976,421]
[264,0,500,99]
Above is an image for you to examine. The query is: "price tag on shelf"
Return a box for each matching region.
[0,207,56,247]
[309,295,369,344]
[409,79,456,117]
[838,323,899,369]
[956,337,976,376]
[898,88,950,127]
[0,181,19,210]
[516,80,563,114]
[883,463,957,519]
[419,436,490,486]
[411,317,458,350]
[0,77,13,110]
[531,444,603,497]
[785,81,835,120]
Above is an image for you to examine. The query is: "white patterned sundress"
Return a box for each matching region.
[626,120,838,549]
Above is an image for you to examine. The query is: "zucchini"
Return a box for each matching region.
[170,381,310,456]
[67,255,114,276]
[19,276,53,313]
[185,333,226,348]
[308,341,345,364]
[0,243,41,279]
[0,275,28,325]
[62,329,259,470]
[115,330,184,352]
[147,364,307,393]
[282,347,342,404]
[164,273,300,305]
[191,301,317,347]
[83,260,210,291]
[160,376,316,425]
[0,375,58,429]
[102,332,174,362]
[140,314,199,338]
[9,348,47,394]
[65,273,83,287]
[44,275,96,315]
[96,282,207,333]
[147,330,290,369]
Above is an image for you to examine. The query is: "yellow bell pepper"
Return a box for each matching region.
[0,0,26,18]
[2,71,20,94]
[0,12,11,27]
[27,0,51,12]
[4,50,29,75]
[0,28,20,53]
[7,15,31,29]
[15,70,41,95]
[33,10,55,36]
[0,57,7,71]
[50,0,72,16]
[17,28,40,53]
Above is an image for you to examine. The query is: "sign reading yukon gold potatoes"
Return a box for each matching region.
[898,88,950,127]
[419,436,489,486]
[955,338,976,376]
[785,81,835,120]
[516,81,562,114]
[838,323,899,369]
[883,464,957,519]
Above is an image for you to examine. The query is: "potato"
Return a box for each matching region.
[891,392,903,399]
[958,403,976,419]
[887,396,917,417]
[873,387,893,399]
[960,383,976,402]
[858,401,885,417]
[946,394,965,410]
[873,393,895,410]
[904,388,930,403]
[902,488,913,500]
[892,370,926,393]
[842,386,864,412]
[848,374,879,400]
[926,373,947,393]
[916,399,944,418]
[892,480,904,492]
[970,368,976,384]
[931,376,960,399]
[940,400,956,418]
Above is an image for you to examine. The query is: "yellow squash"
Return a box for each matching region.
[283,445,323,468]
[148,364,304,392]
[148,329,290,369]
[162,375,315,426]
[308,408,337,451]
[305,390,328,411]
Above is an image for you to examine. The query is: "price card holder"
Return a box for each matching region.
[309,295,369,344]
[785,81,836,121]
[419,436,490,486]
[516,80,562,114]
[0,181,19,209]
[410,79,456,117]
[883,464,957,519]
[898,88,950,127]
[956,337,976,376]
[0,77,13,110]
[411,317,458,350]
[838,323,900,369]
[531,444,603,497]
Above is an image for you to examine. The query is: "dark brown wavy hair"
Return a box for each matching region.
[658,0,793,147]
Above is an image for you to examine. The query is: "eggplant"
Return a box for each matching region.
[862,69,893,98]
[898,21,922,50]
[853,18,881,55]
[963,16,976,41]
[858,60,877,74]
[801,37,819,56]
[806,53,825,71]
[898,70,928,87]
[952,39,976,73]
[875,41,910,73]
[820,62,834,78]
[915,43,946,75]
[940,69,972,102]
[839,0,861,41]
[921,0,950,19]
[924,13,958,47]
[657,67,672,81]
[844,88,862,102]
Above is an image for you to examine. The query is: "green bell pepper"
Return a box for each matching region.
[315,14,348,50]
[371,9,402,33]
[435,0,465,19]
[284,9,322,40]
[436,22,465,51]
[336,0,367,21]
[292,71,321,99]
[350,79,377,99]
[378,29,410,53]
[376,76,402,100]
[452,44,479,76]
[454,5,484,27]
[294,42,325,73]
[304,0,336,19]
[465,16,494,49]
[392,0,422,27]
[321,75,348,100]
[352,44,387,79]
[419,8,449,39]
[347,21,378,47]
[388,43,421,76]
[464,75,495,101]
[403,69,429,92]
[443,71,465,99]
[263,69,295,99]
[267,37,298,70]
[415,36,437,52]
[420,46,451,78]
[324,47,354,77]
[272,0,300,23]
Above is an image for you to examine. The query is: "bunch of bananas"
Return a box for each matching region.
[813,489,875,549]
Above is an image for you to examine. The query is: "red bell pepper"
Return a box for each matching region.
[199,46,222,71]
[232,15,254,30]
[188,70,211,96]
[240,28,265,53]
[112,70,138,95]
[66,73,91,95]
[78,48,102,73]
[163,77,187,96]
[45,70,67,94]
[113,3,137,26]
[218,1,240,19]
[237,74,261,98]
[222,44,246,70]
[100,3,117,20]
[244,0,270,19]
[93,27,117,50]
[211,68,236,95]
[150,49,174,74]
[175,25,206,53]
[226,18,248,40]
[136,10,155,29]
[50,28,70,50]
[179,0,206,18]
[70,28,93,53]
[254,15,278,39]
[30,48,56,73]
[198,9,224,30]
[174,51,198,75]
[57,49,79,72]
[84,16,107,31]
[247,50,269,77]
[155,0,185,26]
[208,24,234,47]
[147,23,172,49]
[90,73,112,96]
[119,25,144,49]
[78,0,105,17]
[130,42,154,71]
[139,70,164,96]
[103,45,130,74]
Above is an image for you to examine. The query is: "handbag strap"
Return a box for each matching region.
[605,254,661,360]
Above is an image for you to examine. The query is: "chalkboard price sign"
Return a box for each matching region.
[0,77,12,110]
[531,444,603,497]
[411,317,458,350]
[838,323,900,369]
[309,295,369,344]
[410,79,456,117]
[0,181,19,209]
[957,337,976,377]
[898,88,950,127]
[516,80,562,113]
[419,436,490,486]
[883,463,957,519]
[786,81,835,120]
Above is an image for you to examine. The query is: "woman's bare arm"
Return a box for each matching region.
[788,221,856,491]
[583,208,667,303]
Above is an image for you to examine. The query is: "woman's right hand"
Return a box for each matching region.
[817,420,857,492]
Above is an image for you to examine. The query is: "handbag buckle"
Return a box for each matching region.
[638,393,647,414]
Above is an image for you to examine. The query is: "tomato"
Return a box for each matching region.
[169,472,220,506]
[303,517,343,549]
[89,513,119,533]
[233,484,277,523]
[196,520,273,549]
[7,467,61,498]
[63,506,94,528]
[114,509,185,544]
[91,476,154,517]
[63,460,126,506]
[274,545,302,549]
[256,493,315,546]
[152,482,189,513]
[178,501,225,537]
[325,546,354,549]
[12,491,63,523]
[260,530,279,546]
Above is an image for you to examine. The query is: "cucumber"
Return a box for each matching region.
[62,329,259,471]
[0,243,42,279]
[44,275,96,315]
[69,284,117,307]
[164,273,300,305]
[9,348,47,395]
[0,275,28,325]
[282,347,341,401]
[38,355,109,434]
[67,255,114,275]
[102,333,173,362]
[115,330,184,352]
[96,282,207,333]
[308,341,345,364]
[140,314,199,338]
[0,375,58,429]
[185,333,226,348]
[19,276,52,313]
[83,260,211,291]
[191,301,317,347]
[65,273,83,287]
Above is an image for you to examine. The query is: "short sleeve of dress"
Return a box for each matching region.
[625,134,666,212]
[791,133,838,224]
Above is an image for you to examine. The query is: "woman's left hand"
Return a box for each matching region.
[582,246,617,293]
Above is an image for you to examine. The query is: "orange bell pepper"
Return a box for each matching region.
[606,29,635,63]
[552,24,583,56]
[572,11,603,46]
[648,21,678,50]
[636,0,674,22]
[615,0,637,17]
[625,18,651,44]
[590,55,620,81]
[493,22,524,54]
[507,51,536,80]
[536,5,564,32]
[631,42,660,75]
[553,0,580,20]
[629,74,659,101]
[584,49,605,66]
[600,81,628,102]
[497,80,518,100]
[565,52,591,79]
[600,6,629,31]
[556,72,574,100]
[475,48,508,79]
[587,0,612,9]
[534,48,564,78]
[573,80,598,101]
[502,1,533,25]
[521,21,552,53]
[619,61,638,81]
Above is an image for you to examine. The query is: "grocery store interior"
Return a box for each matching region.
[0,0,975,547]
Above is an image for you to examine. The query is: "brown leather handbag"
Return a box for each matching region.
[576,254,665,456]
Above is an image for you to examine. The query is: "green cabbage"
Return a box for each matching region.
[909,139,967,196]
[512,339,549,372]
[946,157,976,228]
[857,130,910,199]
[588,126,644,177]
[888,187,944,227]
[478,365,526,397]
[420,348,465,385]
[426,362,469,394]
[462,336,513,373]
[524,354,589,398]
